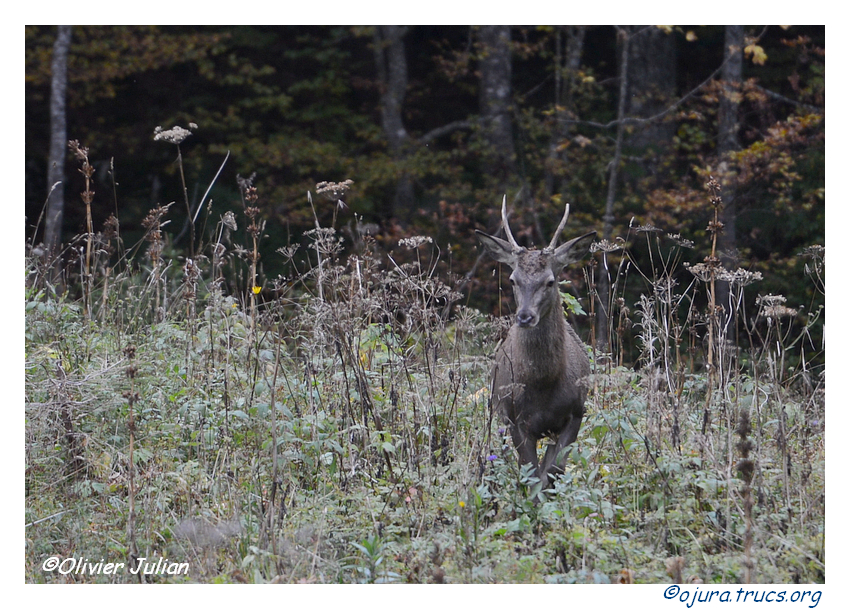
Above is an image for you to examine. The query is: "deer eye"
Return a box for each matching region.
[546,279,555,288]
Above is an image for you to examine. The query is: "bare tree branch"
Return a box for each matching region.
[419,119,476,144]
[561,62,725,131]
[755,85,822,114]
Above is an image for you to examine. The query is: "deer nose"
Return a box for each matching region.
[516,311,536,327]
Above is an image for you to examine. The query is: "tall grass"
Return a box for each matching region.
[25,140,824,583]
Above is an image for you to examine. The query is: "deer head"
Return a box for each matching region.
[476,196,596,328]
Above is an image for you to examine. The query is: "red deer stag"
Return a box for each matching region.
[476,197,596,489]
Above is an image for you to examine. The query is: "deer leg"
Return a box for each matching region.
[538,414,582,487]
[510,424,539,473]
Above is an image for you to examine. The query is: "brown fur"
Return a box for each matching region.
[476,210,595,488]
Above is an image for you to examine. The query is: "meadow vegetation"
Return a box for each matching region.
[25,149,824,583]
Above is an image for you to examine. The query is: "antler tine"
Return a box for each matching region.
[546,203,571,251]
[501,195,521,251]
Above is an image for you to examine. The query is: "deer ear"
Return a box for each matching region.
[552,231,596,267]
[476,230,517,266]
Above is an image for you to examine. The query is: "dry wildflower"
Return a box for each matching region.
[68,140,95,200]
[761,305,798,320]
[667,233,694,248]
[799,244,825,278]
[715,268,763,287]
[212,243,227,268]
[305,227,342,256]
[236,172,257,194]
[97,215,120,256]
[635,223,663,233]
[141,202,174,264]
[591,239,623,253]
[316,179,354,201]
[244,185,259,207]
[247,216,265,239]
[705,176,722,206]
[153,124,193,145]
[757,294,798,319]
[399,236,433,249]
[183,258,200,306]
[276,244,300,260]
[141,203,173,233]
[316,180,353,215]
[102,214,119,241]
[707,219,724,234]
[653,276,678,297]
[685,261,716,282]
[68,139,89,163]
[222,211,237,231]
[305,227,336,240]
[800,244,824,259]
[756,294,787,307]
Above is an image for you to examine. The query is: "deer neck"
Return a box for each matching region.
[513,304,568,379]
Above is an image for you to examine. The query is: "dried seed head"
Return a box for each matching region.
[800,244,824,259]
[760,305,798,319]
[68,139,88,161]
[715,268,763,287]
[244,186,259,206]
[316,179,354,201]
[705,176,722,204]
[635,223,663,233]
[685,262,713,282]
[707,219,724,233]
[153,124,193,145]
[667,233,694,248]
[102,215,119,241]
[756,293,787,307]
[222,211,237,231]
[590,239,623,253]
[399,236,433,249]
[236,173,256,194]
[757,294,797,319]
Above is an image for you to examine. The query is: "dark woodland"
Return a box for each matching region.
[25,26,824,585]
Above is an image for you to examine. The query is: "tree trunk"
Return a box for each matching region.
[43,25,72,258]
[595,26,630,351]
[373,25,413,219]
[477,26,517,185]
[626,26,676,152]
[717,26,744,321]
[718,25,743,260]
[545,26,586,201]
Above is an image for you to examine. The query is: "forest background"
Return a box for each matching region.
[23,24,828,586]
[25,25,824,343]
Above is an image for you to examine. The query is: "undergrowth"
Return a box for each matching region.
[24,137,824,583]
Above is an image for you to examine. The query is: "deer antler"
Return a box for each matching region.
[545,203,571,252]
[501,195,522,252]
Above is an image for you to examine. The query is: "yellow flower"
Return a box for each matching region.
[458,501,466,508]
[252,286,261,295]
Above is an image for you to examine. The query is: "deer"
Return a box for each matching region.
[476,197,596,490]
